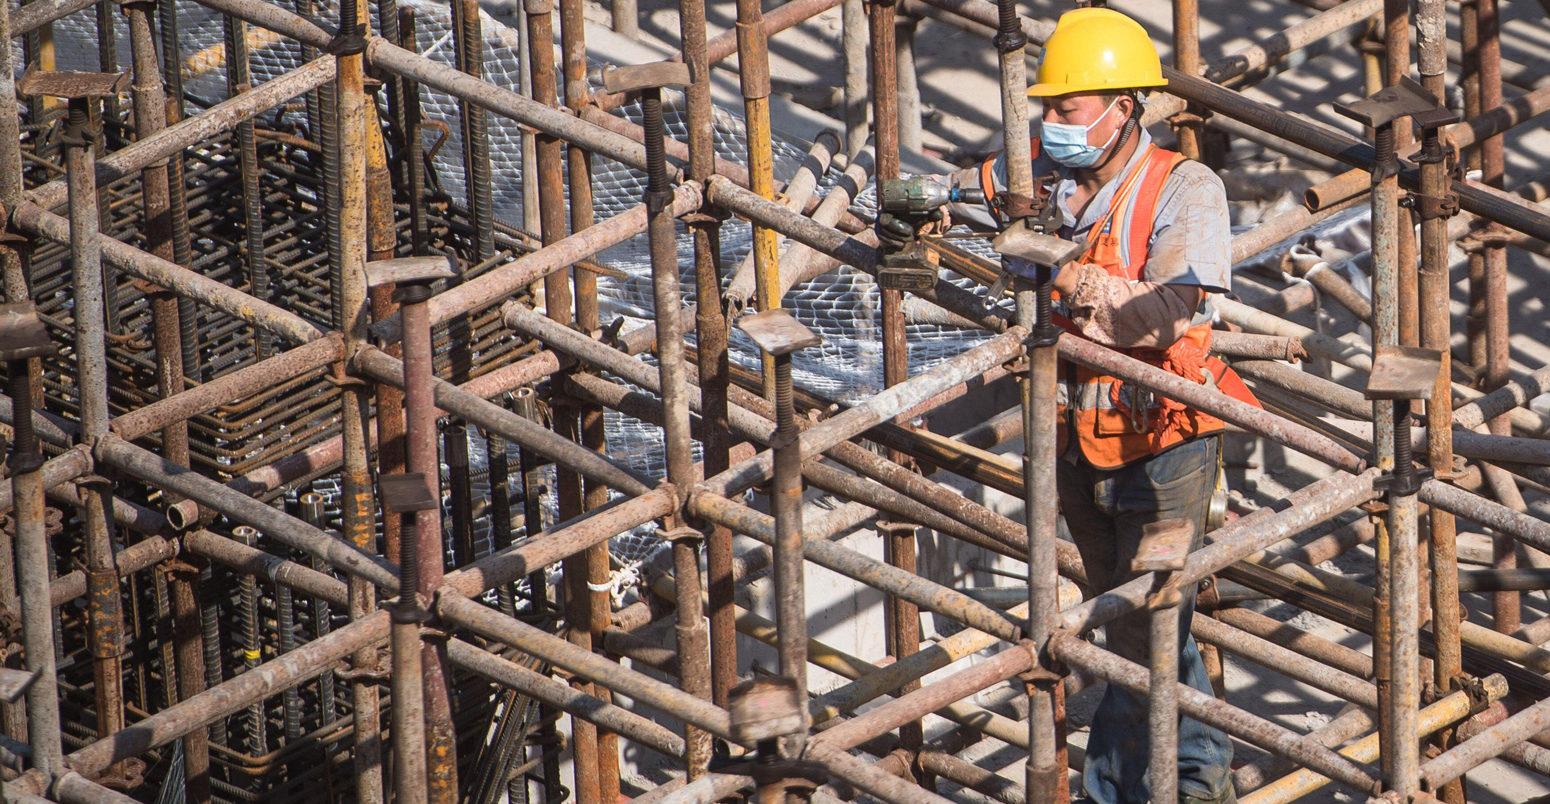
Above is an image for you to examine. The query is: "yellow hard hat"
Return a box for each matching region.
[1026,8,1168,97]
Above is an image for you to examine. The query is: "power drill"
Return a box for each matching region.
[875,177,985,291]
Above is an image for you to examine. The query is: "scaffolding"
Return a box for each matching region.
[0,0,1545,802]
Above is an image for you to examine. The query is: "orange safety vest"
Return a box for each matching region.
[979,140,1260,469]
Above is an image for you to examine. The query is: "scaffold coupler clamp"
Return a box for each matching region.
[1401,189,1458,221]
[1406,94,1462,222]
[326,16,367,55]
[1166,108,1211,134]
[1016,638,1063,685]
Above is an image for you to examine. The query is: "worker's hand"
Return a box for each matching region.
[876,212,916,249]
[917,206,952,236]
[1052,263,1082,298]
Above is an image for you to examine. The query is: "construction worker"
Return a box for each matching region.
[939,8,1250,804]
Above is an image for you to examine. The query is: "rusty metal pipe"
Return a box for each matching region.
[1058,335,1367,473]
[353,347,652,495]
[14,201,326,345]
[182,529,347,606]
[47,535,174,609]
[64,612,391,779]
[436,594,734,739]
[688,491,1024,642]
[94,434,400,589]
[1420,694,1550,790]
[26,58,337,213]
[701,326,1028,497]
[807,644,1033,753]
[1191,615,1376,709]
[806,744,958,804]
[111,335,344,441]
[392,278,441,804]
[1060,468,1380,635]
[369,185,699,344]
[7,360,61,776]
[1241,678,1506,804]
[63,94,130,770]
[722,131,840,311]
[1052,634,1380,796]
[445,639,685,756]
[444,486,676,599]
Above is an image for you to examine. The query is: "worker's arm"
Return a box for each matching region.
[938,159,1007,232]
[1053,162,1231,350]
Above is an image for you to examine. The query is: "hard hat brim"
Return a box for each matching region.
[1027,77,1168,98]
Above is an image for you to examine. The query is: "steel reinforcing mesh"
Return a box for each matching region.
[43,0,1000,565]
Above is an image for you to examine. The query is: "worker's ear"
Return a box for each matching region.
[1115,94,1136,121]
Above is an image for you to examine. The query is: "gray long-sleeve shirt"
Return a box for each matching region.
[944,129,1231,349]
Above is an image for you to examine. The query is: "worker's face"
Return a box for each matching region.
[1040,93,1130,151]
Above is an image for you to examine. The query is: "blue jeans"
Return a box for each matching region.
[1057,437,1233,804]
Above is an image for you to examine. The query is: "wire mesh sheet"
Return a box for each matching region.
[39,0,999,552]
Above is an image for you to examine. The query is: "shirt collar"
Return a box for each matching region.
[1055,127,1154,236]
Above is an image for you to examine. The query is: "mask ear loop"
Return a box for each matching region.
[1089,92,1141,172]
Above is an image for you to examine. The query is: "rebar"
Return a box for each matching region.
[0,0,1545,801]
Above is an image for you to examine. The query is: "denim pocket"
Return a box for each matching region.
[1141,437,1215,492]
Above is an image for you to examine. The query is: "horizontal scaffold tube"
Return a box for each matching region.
[25,57,337,212]
[1059,468,1381,635]
[371,183,702,343]
[14,202,326,346]
[111,334,344,442]
[687,490,1026,642]
[805,744,960,804]
[1057,335,1366,474]
[446,639,687,758]
[61,483,675,777]
[806,643,1035,752]
[699,327,1028,497]
[50,536,175,608]
[436,594,734,739]
[94,434,400,590]
[1421,694,1550,790]
[1240,678,1507,804]
[0,446,92,516]
[65,611,390,778]
[1051,634,1380,797]
[443,487,677,598]
[353,346,653,496]
[183,528,350,606]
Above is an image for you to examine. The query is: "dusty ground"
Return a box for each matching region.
[543,0,1550,800]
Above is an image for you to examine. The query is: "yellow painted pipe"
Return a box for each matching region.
[1241,674,1507,804]
[1253,552,1550,676]
[647,574,1029,747]
[743,96,782,399]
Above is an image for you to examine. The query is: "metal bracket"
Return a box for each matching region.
[738,309,822,356]
[1332,76,1448,130]
[1372,467,1431,498]
[1455,672,1491,708]
[379,472,438,514]
[1166,109,1210,131]
[1365,345,1442,402]
[601,61,692,95]
[1029,324,1063,349]
[680,207,731,225]
[1401,191,1458,221]
[0,304,56,362]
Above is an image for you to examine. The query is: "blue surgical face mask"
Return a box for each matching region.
[1040,97,1124,168]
